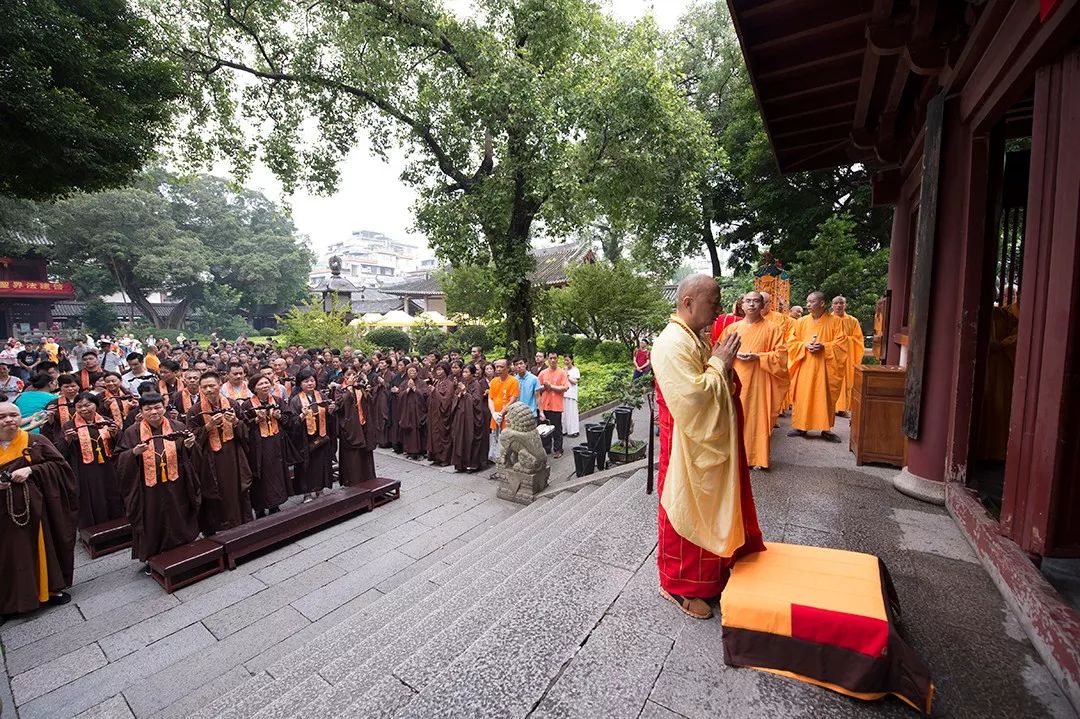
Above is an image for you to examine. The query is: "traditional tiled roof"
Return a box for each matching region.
[380,240,595,298]
[52,301,181,321]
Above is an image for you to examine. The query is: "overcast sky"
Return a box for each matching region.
[238,0,698,260]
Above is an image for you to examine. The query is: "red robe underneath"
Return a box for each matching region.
[656,371,765,598]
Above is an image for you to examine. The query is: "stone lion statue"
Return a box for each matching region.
[329,255,343,275]
[497,402,547,473]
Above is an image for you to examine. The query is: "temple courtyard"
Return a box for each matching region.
[0,412,1074,718]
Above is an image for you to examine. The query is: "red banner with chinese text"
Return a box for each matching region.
[0,280,75,297]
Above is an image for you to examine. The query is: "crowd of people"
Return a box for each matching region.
[0,334,583,620]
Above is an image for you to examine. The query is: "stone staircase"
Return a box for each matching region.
[192,470,658,719]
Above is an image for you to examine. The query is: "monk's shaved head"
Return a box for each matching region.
[808,291,826,303]
[674,273,721,332]
[744,291,763,301]
[0,401,21,439]
[760,291,772,308]
[675,273,718,302]
[0,401,19,415]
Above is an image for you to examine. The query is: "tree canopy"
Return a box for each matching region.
[151,0,712,357]
[0,0,181,200]
[44,169,315,328]
[550,262,670,350]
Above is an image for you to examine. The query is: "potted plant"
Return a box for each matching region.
[601,370,651,463]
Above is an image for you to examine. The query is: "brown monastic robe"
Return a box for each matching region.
[186,398,253,532]
[289,391,336,493]
[398,379,429,456]
[240,395,297,512]
[426,377,455,465]
[116,419,201,561]
[336,386,377,486]
[0,431,79,615]
[42,397,77,448]
[59,417,124,528]
[368,373,389,447]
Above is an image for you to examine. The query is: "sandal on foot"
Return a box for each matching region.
[660,588,713,619]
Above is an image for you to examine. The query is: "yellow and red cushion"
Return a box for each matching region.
[722,542,933,714]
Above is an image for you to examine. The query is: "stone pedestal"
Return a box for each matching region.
[497,466,551,505]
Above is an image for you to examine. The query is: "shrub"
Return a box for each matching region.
[81,298,116,337]
[596,340,629,364]
[553,333,576,356]
[574,359,624,412]
[276,299,352,348]
[573,336,599,359]
[259,327,277,337]
[410,320,446,356]
[364,327,411,351]
[453,324,494,352]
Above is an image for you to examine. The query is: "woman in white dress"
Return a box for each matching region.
[562,354,580,437]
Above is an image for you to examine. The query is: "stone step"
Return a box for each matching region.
[301,477,643,719]
[392,485,658,718]
[258,482,626,719]
[191,489,583,719]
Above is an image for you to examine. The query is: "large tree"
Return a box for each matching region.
[675,1,891,274]
[0,0,181,199]
[45,170,314,328]
[150,0,711,357]
[550,262,670,350]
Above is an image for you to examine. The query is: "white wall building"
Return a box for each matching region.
[309,230,434,288]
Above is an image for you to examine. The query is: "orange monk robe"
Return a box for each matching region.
[833,314,864,414]
[872,303,885,360]
[720,320,788,468]
[787,313,848,432]
[762,310,794,413]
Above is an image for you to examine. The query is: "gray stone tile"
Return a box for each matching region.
[242,589,381,675]
[606,550,691,641]
[0,604,85,650]
[147,665,252,719]
[74,694,135,719]
[190,670,275,719]
[396,498,508,560]
[251,526,378,586]
[292,549,417,620]
[574,490,658,572]
[11,643,108,705]
[98,574,265,660]
[532,617,672,719]
[170,543,305,602]
[250,674,331,719]
[124,606,310,718]
[17,622,216,719]
[638,700,690,719]
[202,562,344,639]
[397,554,632,719]
[374,541,463,594]
[72,550,139,584]
[328,521,430,572]
[337,674,416,719]
[5,592,179,676]
[75,576,163,619]
[412,490,489,528]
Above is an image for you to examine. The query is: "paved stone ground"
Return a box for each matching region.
[0,451,521,719]
[2,412,1077,718]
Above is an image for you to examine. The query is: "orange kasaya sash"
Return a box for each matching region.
[250,394,279,437]
[79,368,94,390]
[140,418,179,487]
[222,382,253,401]
[74,413,112,464]
[299,391,327,438]
[351,386,366,426]
[200,395,234,452]
[102,390,132,423]
[178,387,196,413]
[54,399,75,427]
[158,379,175,405]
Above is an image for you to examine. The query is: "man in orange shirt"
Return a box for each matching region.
[486,359,519,462]
[537,352,569,459]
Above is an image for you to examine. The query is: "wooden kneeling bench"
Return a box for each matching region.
[208,480,399,570]
[78,518,133,559]
[148,539,225,593]
[358,476,401,507]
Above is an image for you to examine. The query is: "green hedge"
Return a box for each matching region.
[573,336,599,359]
[575,359,628,412]
[364,327,411,351]
[595,340,629,363]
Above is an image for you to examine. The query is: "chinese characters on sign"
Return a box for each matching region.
[0,280,75,296]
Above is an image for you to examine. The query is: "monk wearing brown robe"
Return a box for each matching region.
[336,370,377,486]
[186,371,253,532]
[241,376,295,516]
[100,372,136,426]
[787,292,848,442]
[426,362,454,466]
[60,392,124,528]
[450,364,489,472]
[172,368,202,415]
[0,402,79,617]
[831,295,864,417]
[367,360,390,447]
[42,373,81,448]
[719,293,789,470]
[289,368,337,501]
[115,394,201,563]
[398,364,429,459]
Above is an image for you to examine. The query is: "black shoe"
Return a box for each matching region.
[820,431,841,443]
[787,429,806,437]
[47,591,71,606]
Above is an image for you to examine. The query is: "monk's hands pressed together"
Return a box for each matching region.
[712,333,741,371]
[736,352,759,362]
[807,341,824,354]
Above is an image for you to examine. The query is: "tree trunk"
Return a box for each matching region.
[120,284,166,328]
[165,297,193,329]
[702,191,723,278]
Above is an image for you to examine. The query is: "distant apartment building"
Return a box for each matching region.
[309,230,437,288]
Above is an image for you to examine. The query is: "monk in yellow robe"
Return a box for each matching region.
[720,292,788,469]
[830,295,864,416]
[760,291,794,416]
[652,275,765,620]
[787,292,848,442]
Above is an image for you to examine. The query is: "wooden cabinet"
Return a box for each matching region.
[849,365,907,467]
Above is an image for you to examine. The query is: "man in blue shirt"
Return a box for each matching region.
[513,357,542,418]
